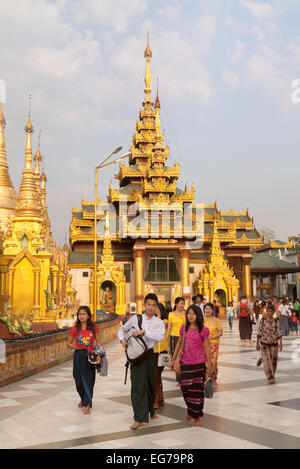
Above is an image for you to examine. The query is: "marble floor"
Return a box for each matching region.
[1,321,300,449]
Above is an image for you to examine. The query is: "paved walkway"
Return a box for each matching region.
[1,321,300,449]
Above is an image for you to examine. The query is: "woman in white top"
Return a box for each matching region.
[226,302,235,330]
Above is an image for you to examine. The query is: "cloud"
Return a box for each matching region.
[240,1,279,20]
[70,0,148,33]
[158,4,182,21]
[222,68,240,89]
[245,53,294,110]
[231,39,246,63]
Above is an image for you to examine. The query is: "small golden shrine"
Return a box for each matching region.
[197,222,240,314]
[90,212,126,315]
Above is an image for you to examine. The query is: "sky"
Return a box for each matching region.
[0,0,300,245]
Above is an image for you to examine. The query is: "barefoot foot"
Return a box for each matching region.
[130,422,144,430]
[151,413,158,420]
[185,415,192,422]
[194,420,203,427]
[84,405,91,415]
[78,401,83,408]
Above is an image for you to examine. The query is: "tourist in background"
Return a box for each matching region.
[67,306,101,415]
[165,304,173,319]
[294,299,300,320]
[204,303,223,386]
[226,301,235,330]
[237,295,254,344]
[278,299,290,336]
[167,297,186,384]
[290,311,299,336]
[256,304,282,384]
[172,304,212,427]
[253,300,260,322]
[194,294,204,312]
[212,300,219,318]
[153,303,169,409]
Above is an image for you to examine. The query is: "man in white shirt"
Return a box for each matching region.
[278,299,290,336]
[118,293,165,430]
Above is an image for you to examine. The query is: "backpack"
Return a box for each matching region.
[239,301,249,317]
[124,314,148,385]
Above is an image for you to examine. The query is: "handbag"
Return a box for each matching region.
[256,350,262,367]
[171,331,185,374]
[157,342,171,367]
[204,377,214,399]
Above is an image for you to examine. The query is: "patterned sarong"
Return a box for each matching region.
[154,352,164,406]
[130,349,156,423]
[261,344,278,380]
[205,343,219,382]
[180,363,206,421]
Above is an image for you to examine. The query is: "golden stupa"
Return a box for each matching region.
[0,100,76,334]
[0,102,17,235]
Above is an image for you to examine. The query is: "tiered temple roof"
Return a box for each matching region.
[69,38,263,252]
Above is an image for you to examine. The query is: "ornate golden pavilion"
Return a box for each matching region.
[0,101,74,334]
[68,39,264,313]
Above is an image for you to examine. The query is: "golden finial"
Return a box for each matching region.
[144,31,152,59]
[155,76,160,109]
[34,129,43,163]
[25,94,34,134]
[144,32,152,97]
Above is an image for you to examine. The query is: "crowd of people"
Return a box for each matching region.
[66,294,299,431]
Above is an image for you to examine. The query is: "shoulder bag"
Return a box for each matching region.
[171,330,186,374]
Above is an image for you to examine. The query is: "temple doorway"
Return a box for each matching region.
[152,285,172,308]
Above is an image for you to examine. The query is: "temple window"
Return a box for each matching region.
[146,256,180,282]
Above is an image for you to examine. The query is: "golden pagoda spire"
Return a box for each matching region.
[0,101,15,189]
[16,95,42,218]
[144,32,152,99]
[101,210,114,263]
[0,100,17,233]
[154,76,160,109]
[210,221,224,265]
[155,76,162,137]
[34,129,42,190]
[40,169,52,241]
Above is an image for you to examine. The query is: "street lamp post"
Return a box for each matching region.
[93,148,131,321]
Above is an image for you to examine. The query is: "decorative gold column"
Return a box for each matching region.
[252,275,257,298]
[51,265,59,306]
[242,256,252,300]
[0,259,8,312]
[134,249,144,314]
[89,276,94,313]
[180,249,190,305]
[96,272,100,312]
[33,268,41,319]
[59,272,64,304]
[6,268,14,314]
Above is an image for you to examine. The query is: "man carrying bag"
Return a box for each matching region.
[118,293,165,430]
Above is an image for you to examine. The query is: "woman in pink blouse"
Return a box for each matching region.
[172,304,212,427]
